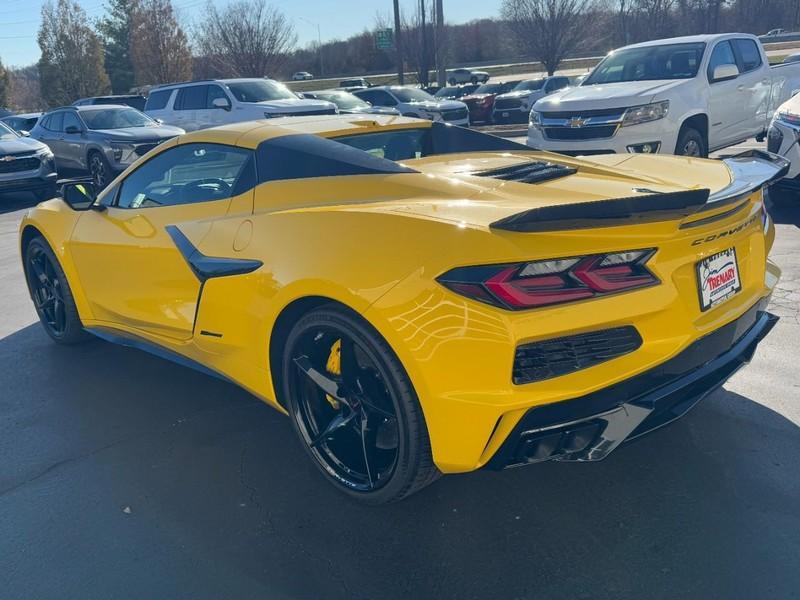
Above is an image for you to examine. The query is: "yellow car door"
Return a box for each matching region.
[68,141,257,341]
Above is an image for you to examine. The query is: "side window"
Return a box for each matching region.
[357,90,379,105]
[63,112,83,132]
[116,143,253,209]
[145,89,172,111]
[48,112,64,132]
[733,39,762,73]
[707,41,737,81]
[206,85,229,108]
[175,85,208,111]
[375,91,397,106]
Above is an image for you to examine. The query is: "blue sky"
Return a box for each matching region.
[0,0,503,67]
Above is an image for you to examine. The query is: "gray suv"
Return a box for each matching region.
[0,120,57,200]
[30,105,184,188]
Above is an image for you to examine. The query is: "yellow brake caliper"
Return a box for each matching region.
[325,339,342,409]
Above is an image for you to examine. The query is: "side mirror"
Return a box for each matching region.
[20,130,30,137]
[712,63,739,83]
[155,118,164,124]
[64,125,82,134]
[61,181,101,211]
[211,97,231,111]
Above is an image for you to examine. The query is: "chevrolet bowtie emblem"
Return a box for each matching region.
[568,117,586,128]
[0,155,15,162]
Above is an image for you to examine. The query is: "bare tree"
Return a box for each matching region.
[130,0,193,86]
[194,0,296,78]
[9,66,46,111]
[501,0,594,75]
[37,0,111,107]
[0,58,10,109]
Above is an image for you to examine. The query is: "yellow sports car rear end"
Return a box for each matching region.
[19,115,787,503]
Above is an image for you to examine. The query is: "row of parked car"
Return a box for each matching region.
[1,32,799,200]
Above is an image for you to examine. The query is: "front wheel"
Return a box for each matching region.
[281,305,439,504]
[470,76,478,85]
[24,237,90,344]
[88,151,112,189]
[675,127,707,157]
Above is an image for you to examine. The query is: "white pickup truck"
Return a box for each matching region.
[528,33,800,157]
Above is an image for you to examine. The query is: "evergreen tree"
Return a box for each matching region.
[98,0,138,94]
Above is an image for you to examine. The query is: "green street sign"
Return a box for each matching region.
[375,29,394,50]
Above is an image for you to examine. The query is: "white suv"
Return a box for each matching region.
[144,78,336,131]
[352,86,469,126]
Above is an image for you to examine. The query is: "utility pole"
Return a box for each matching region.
[435,0,445,87]
[420,0,428,86]
[393,0,404,85]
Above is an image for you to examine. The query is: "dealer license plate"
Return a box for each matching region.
[697,248,741,311]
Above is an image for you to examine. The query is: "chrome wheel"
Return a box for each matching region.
[89,153,108,188]
[289,326,400,492]
[26,245,67,338]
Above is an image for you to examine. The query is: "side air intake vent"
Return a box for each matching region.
[513,326,642,384]
[474,161,576,184]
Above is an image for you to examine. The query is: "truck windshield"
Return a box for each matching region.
[585,42,706,84]
[226,80,296,102]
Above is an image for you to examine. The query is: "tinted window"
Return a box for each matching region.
[63,112,83,132]
[117,143,252,209]
[45,112,64,132]
[734,39,762,72]
[176,85,208,110]
[356,90,392,105]
[206,85,229,108]
[146,89,172,111]
[707,41,737,80]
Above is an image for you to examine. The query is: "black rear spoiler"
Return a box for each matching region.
[489,150,790,233]
[490,189,710,233]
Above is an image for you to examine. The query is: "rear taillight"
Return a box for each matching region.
[438,249,658,310]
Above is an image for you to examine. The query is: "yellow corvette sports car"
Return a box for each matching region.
[20,115,787,503]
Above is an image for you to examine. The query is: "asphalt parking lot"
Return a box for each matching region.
[1,180,799,599]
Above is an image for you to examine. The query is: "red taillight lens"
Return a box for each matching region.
[438,249,658,310]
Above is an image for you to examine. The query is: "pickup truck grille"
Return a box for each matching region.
[441,107,468,122]
[544,125,618,140]
[0,152,40,174]
[540,108,625,141]
[494,98,523,111]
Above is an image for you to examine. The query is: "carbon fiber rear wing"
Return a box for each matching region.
[489,150,790,233]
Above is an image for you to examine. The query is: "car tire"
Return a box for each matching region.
[281,304,439,504]
[675,126,707,158]
[448,78,456,85]
[88,150,112,189]
[23,236,91,345]
[33,183,57,202]
[471,76,478,85]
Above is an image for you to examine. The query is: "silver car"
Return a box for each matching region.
[0,121,57,200]
[29,105,184,188]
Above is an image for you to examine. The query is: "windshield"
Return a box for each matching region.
[80,108,154,130]
[391,88,436,103]
[474,83,510,94]
[585,42,706,84]
[0,121,18,140]
[315,91,369,110]
[434,87,461,97]
[513,79,545,91]
[226,80,296,102]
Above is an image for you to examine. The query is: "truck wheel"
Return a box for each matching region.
[675,127,707,157]
[471,76,478,84]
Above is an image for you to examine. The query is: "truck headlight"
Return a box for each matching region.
[35,146,53,159]
[621,100,669,127]
[529,110,542,128]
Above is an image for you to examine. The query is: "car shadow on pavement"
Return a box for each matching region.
[1,324,799,600]
[0,192,40,216]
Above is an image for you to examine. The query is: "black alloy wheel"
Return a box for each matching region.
[24,237,89,344]
[89,152,110,189]
[282,306,438,503]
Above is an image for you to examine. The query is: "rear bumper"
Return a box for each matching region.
[485,300,777,469]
